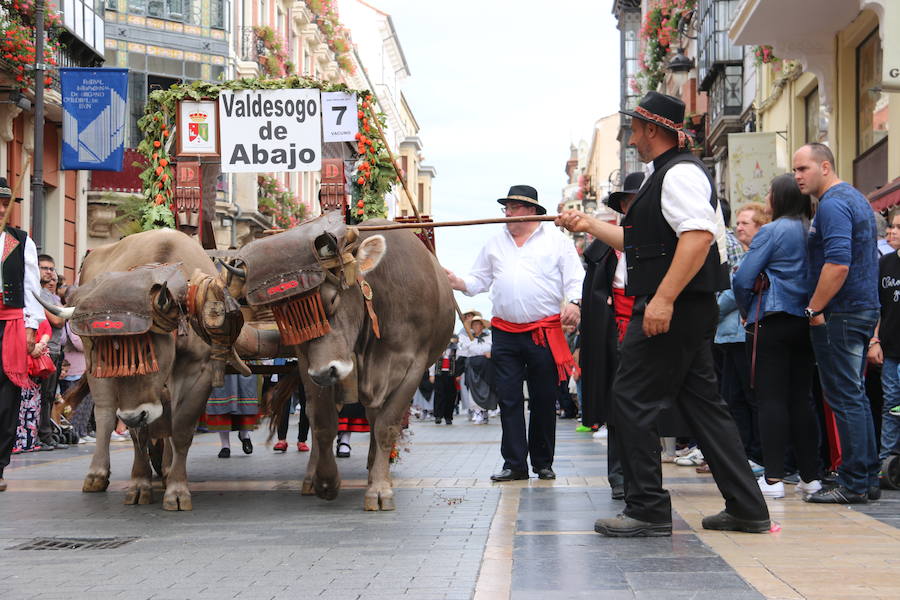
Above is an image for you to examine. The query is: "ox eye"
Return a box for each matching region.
[314,233,338,259]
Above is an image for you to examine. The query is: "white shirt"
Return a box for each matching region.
[0,230,45,329]
[461,223,584,324]
[458,329,492,358]
[646,161,728,264]
[612,250,627,290]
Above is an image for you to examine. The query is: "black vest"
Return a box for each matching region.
[622,148,729,297]
[1,226,28,308]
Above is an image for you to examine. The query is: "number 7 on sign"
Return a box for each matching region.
[322,92,359,143]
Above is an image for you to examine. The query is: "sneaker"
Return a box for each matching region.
[869,485,882,501]
[80,435,96,443]
[593,426,609,439]
[575,425,592,433]
[889,405,900,416]
[748,460,765,477]
[674,449,704,466]
[757,477,785,499]
[110,432,129,442]
[796,479,822,495]
[782,473,800,485]
[675,445,697,457]
[805,485,867,504]
[297,442,310,452]
[273,441,288,452]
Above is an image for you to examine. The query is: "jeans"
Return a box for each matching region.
[810,310,880,494]
[880,358,900,460]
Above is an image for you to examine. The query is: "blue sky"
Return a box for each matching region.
[375,1,622,323]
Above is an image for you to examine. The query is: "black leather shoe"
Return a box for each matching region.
[805,485,867,504]
[434,419,442,424]
[241,437,253,455]
[868,485,882,501]
[490,469,529,482]
[701,510,770,533]
[217,447,230,459]
[536,467,556,480]
[594,514,671,537]
[611,485,625,500]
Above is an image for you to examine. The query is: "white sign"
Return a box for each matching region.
[321,92,359,142]
[218,89,322,173]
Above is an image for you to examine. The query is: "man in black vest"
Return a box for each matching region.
[557,92,769,537]
[0,177,45,492]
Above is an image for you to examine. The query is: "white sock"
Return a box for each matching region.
[238,431,250,441]
[338,432,350,445]
[219,432,230,449]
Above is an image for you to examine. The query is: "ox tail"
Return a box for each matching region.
[62,375,90,412]
[263,371,300,442]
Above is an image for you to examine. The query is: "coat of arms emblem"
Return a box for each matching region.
[188,112,208,143]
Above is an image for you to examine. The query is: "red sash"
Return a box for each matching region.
[0,301,33,389]
[612,288,635,343]
[491,314,578,382]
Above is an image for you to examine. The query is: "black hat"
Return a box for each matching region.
[0,177,10,200]
[620,91,686,134]
[605,172,645,214]
[497,184,546,215]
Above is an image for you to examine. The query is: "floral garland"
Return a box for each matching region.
[257,175,306,229]
[253,26,295,78]
[308,0,355,74]
[635,0,696,94]
[0,0,62,88]
[753,45,780,66]
[135,77,391,230]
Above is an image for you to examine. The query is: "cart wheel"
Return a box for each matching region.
[882,455,900,490]
[66,430,79,445]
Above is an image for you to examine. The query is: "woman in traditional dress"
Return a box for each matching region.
[460,316,496,424]
[206,373,259,458]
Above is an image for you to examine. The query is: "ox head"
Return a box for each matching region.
[36,263,190,428]
[221,211,386,387]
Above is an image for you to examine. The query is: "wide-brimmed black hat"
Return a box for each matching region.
[497,184,546,215]
[0,177,11,200]
[620,91,686,134]
[606,171,645,214]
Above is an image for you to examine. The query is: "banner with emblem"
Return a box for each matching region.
[60,67,128,171]
[727,132,787,207]
[176,99,220,157]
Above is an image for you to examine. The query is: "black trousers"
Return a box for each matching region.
[0,322,23,477]
[277,382,309,443]
[607,424,624,488]
[748,312,820,481]
[493,328,558,473]
[557,380,577,418]
[718,342,761,464]
[38,352,62,441]
[613,294,769,524]
[433,373,457,423]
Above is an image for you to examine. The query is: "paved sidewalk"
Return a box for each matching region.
[1,413,899,599]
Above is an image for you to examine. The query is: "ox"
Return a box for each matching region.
[38,229,244,510]
[224,212,454,510]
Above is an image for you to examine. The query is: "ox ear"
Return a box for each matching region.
[355,235,386,274]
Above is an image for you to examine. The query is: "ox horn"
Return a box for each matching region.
[32,291,75,319]
[217,259,246,279]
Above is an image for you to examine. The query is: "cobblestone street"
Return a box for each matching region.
[1,416,899,600]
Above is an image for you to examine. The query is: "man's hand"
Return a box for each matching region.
[809,314,825,327]
[556,209,594,234]
[26,327,35,354]
[561,302,580,328]
[643,296,673,337]
[429,376,435,384]
[444,268,467,292]
[867,342,884,366]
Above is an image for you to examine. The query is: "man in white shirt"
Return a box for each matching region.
[557,92,769,537]
[0,178,45,492]
[446,185,583,481]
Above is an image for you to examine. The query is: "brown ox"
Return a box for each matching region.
[40,229,242,510]
[225,212,454,510]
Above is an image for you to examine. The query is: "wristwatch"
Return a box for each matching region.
[569,299,581,308]
[804,307,824,318]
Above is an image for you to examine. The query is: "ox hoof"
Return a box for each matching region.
[82,473,110,493]
[314,478,341,501]
[162,486,193,511]
[364,490,396,511]
[124,481,153,505]
[301,479,315,496]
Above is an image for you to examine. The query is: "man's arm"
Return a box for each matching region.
[807,263,849,325]
[643,230,714,336]
[556,210,624,251]
[22,235,45,352]
[808,200,852,325]
[446,244,493,295]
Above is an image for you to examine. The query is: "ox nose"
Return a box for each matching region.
[116,403,164,428]
[119,410,148,428]
[310,366,339,387]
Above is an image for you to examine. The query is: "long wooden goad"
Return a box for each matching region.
[263,215,558,235]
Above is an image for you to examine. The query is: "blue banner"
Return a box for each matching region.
[60,68,128,171]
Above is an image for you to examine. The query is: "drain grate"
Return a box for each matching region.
[10,537,139,551]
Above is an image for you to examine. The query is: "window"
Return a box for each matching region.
[709,64,742,123]
[697,0,743,91]
[106,0,118,10]
[211,0,225,29]
[805,87,820,144]
[417,182,424,212]
[857,28,889,155]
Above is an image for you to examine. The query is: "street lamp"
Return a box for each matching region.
[667,47,695,73]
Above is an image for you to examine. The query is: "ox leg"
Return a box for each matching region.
[304,385,341,500]
[363,380,416,512]
[83,390,116,493]
[124,428,154,505]
[163,363,212,512]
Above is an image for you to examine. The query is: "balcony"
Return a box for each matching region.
[697,0,743,92]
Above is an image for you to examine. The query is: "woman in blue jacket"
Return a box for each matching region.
[734,174,821,499]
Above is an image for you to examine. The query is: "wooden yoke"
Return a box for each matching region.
[368,113,473,341]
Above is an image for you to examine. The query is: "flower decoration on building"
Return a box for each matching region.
[308,0,356,75]
[753,45,780,66]
[0,0,62,88]
[253,26,295,78]
[136,78,394,231]
[257,175,306,229]
[636,0,696,94]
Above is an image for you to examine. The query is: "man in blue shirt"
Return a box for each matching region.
[794,143,880,504]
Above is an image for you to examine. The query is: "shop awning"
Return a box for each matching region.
[870,177,900,212]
